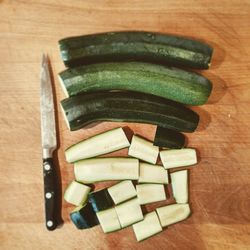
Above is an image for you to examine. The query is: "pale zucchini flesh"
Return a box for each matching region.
[160,148,197,169]
[74,158,139,183]
[132,211,162,242]
[60,103,70,129]
[171,170,188,204]
[115,198,143,228]
[156,204,191,227]
[96,207,121,233]
[65,127,130,163]
[64,180,91,206]
[138,163,168,184]
[107,180,137,205]
[128,135,159,164]
[136,184,166,205]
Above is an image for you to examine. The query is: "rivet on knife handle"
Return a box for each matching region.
[43,158,58,230]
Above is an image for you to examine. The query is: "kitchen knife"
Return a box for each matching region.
[40,54,58,230]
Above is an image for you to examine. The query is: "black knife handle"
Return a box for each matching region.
[43,158,58,231]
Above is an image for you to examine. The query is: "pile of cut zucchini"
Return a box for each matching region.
[58,31,213,241]
[64,128,196,241]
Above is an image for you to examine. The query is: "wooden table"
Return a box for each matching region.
[1,1,250,249]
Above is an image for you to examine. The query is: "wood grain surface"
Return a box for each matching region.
[1,0,250,249]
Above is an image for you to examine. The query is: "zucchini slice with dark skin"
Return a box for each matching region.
[153,127,186,149]
[59,62,212,105]
[60,91,199,132]
[88,189,114,212]
[70,203,99,229]
[59,31,213,69]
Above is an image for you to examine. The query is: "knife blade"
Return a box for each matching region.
[40,54,58,231]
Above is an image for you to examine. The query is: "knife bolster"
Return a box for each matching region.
[43,148,55,159]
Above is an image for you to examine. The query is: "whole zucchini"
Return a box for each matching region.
[60,91,199,132]
[59,31,213,69]
[59,62,212,105]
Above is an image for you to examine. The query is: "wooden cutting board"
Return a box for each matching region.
[1,1,250,249]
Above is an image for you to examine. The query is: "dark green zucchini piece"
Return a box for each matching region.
[70,202,99,229]
[59,31,213,69]
[61,91,199,132]
[88,189,114,212]
[59,62,212,106]
[154,127,185,149]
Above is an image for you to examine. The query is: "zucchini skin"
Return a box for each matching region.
[154,127,185,149]
[61,91,199,132]
[89,189,114,212]
[59,62,212,106]
[70,203,99,229]
[59,31,213,69]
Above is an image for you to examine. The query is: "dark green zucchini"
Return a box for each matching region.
[60,91,199,132]
[59,62,212,106]
[88,189,114,212]
[59,31,213,69]
[70,203,99,229]
[154,127,186,149]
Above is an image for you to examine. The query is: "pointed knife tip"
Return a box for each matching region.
[42,54,52,71]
